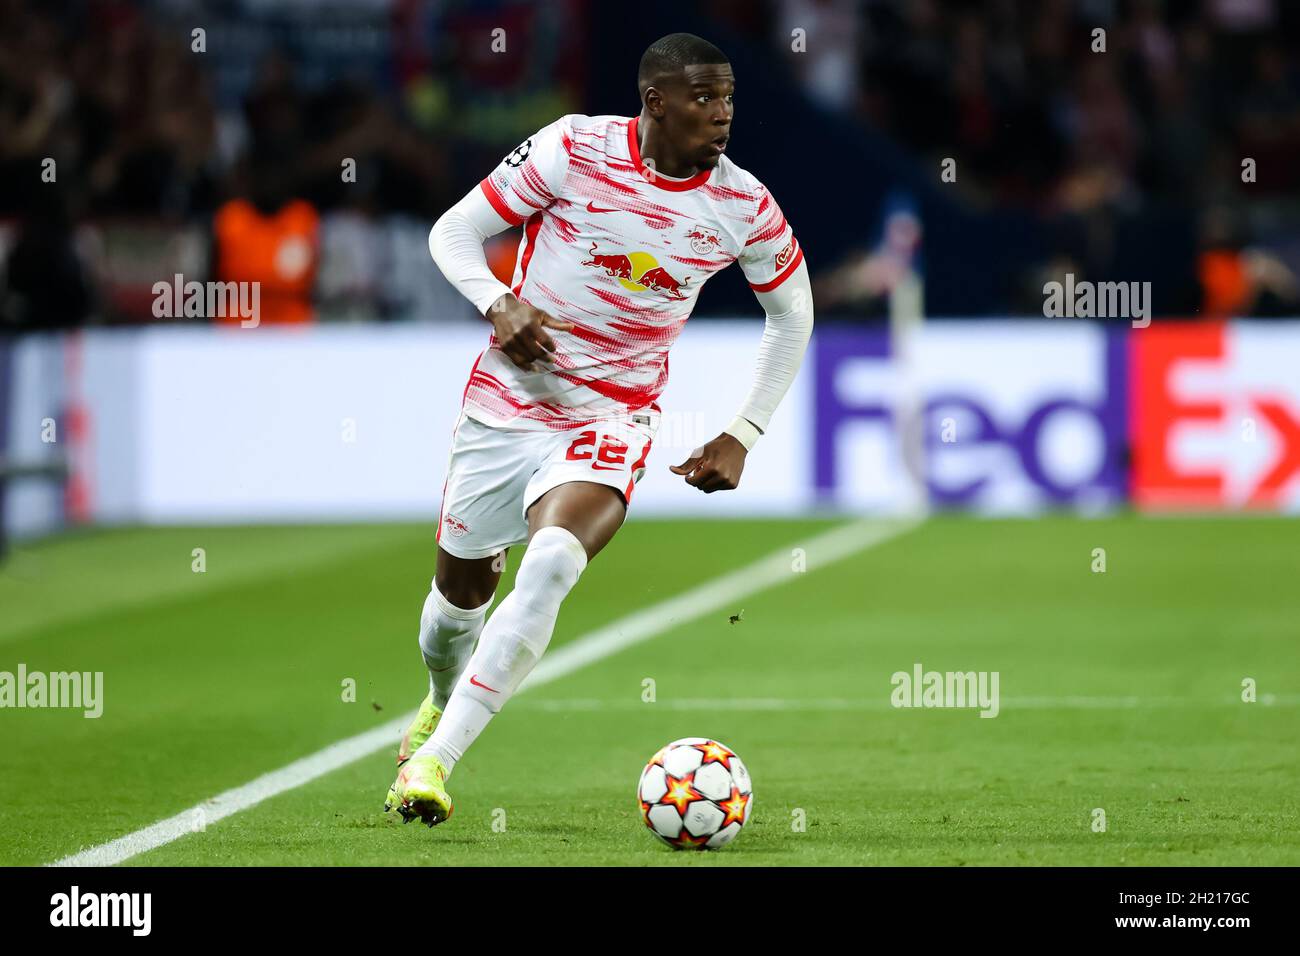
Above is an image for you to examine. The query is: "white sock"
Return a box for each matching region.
[417,527,588,774]
[418,583,493,710]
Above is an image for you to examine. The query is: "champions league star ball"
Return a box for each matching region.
[637,738,753,850]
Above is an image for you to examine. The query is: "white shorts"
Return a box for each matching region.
[436,411,657,559]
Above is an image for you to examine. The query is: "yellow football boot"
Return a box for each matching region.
[384,753,454,827]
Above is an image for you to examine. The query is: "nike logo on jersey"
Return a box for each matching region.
[586,201,619,213]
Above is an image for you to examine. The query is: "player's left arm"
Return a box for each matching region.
[671,196,812,493]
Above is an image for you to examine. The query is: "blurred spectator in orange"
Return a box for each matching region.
[212,157,319,326]
[1198,206,1298,318]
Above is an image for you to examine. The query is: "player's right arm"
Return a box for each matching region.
[428,119,574,369]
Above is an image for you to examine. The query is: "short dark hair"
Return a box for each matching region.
[637,33,729,95]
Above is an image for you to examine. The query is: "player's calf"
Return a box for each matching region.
[412,526,589,777]
[417,581,493,712]
[458,525,587,703]
[392,580,494,771]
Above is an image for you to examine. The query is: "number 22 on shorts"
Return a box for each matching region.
[565,430,629,471]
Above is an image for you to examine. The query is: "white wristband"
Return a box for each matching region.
[724,416,762,451]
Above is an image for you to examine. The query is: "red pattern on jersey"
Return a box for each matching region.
[607,315,686,342]
[546,212,583,244]
[479,179,525,226]
[529,279,602,322]
[553,366,667,408]
[518,163,556,208]
[746,206,788,247]
[564,318,680,355]
[667,255,724,268]
[573,167,640,198]
[511,213,544,296]
[467,366,603,430]
[586,286,686,320]
[701,183,755,203]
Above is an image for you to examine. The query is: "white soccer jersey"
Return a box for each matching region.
[468,113,803,430]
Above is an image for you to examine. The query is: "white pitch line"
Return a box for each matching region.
[50,516,920,867]
[50,717,411,868]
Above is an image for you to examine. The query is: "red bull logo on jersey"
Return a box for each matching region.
[582,243,690,300]
[685,224,722,256]
[442,513,470,538]
[582,244,634,280]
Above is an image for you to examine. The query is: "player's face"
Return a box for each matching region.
[665,64,734,170]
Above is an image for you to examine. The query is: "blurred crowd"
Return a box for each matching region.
[0,0,580,327]
[1,0,1298,328]
[761,0,1300,206]
[747,0,1300,316]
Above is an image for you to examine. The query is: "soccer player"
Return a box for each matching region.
[385,33,814,826]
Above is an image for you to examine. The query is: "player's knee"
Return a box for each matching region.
[432,573,496,610]
[518,526,588,598]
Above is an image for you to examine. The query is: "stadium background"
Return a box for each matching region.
[1,0,1298,868]
[5,0,1300,535]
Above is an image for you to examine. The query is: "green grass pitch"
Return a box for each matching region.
[1,515,1297,866]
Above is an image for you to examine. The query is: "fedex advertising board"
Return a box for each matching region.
[1132,322,1300,510]
[813,323,1126,514]
[7,320,1300,535]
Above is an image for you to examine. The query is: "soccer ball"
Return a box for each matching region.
[637,737,753,850]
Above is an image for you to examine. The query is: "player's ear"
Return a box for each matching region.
[643,86,665,118]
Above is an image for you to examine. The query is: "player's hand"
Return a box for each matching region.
[487,293,574,371]
[669,433,747,493]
